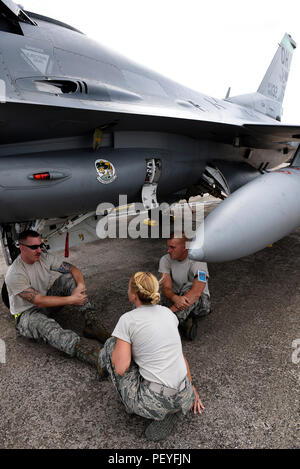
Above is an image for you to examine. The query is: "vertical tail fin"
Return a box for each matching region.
[227,34,297,121]
[258,34,296,106]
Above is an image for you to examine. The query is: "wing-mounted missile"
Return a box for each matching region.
[188,167,300,262]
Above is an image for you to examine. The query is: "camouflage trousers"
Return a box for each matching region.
[16,274,90,357]
[161,283,211,324]
[99,337,195,421]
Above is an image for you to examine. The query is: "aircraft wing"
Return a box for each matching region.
[2,99,300,150]
[239,123,300,148]
[1,4,300,150]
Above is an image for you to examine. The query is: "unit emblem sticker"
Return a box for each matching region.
[95,159,117,184]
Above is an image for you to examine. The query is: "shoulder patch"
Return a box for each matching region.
[198,270,206,283]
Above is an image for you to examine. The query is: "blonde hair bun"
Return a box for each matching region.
[131,272,160,305]
[150,291,160,305]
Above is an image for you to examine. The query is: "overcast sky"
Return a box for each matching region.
[21,0,300,124]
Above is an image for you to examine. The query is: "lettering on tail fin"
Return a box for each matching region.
[258,33,296,107]
[227,34,296,121]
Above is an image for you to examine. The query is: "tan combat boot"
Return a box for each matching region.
[83,310,111,344]
[74,338,108,379]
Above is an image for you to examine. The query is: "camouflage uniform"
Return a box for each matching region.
[15,274,89,356]
[161,283,211,325]
[99,337,195,420]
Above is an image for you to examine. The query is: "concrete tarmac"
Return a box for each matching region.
[0,226,299,449]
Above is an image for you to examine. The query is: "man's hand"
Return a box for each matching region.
[173,294,190,311]
[69,286,88,306]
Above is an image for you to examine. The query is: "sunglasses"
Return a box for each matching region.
[19,243,45,251]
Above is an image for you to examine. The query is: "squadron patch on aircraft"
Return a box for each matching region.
[95,159,117,184]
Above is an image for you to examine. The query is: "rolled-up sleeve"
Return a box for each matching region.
[6,272,30,296]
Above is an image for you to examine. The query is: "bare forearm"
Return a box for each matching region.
[111,339,132,376]
[58,262,85,288]
[183,355,192,382]
[34,294,73,308]
[71,267,85,288]
[183,290,200,306]
[163,286,178,303]
[19,289,72,308]
[183,355,204,414]
[184,283,205,306]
